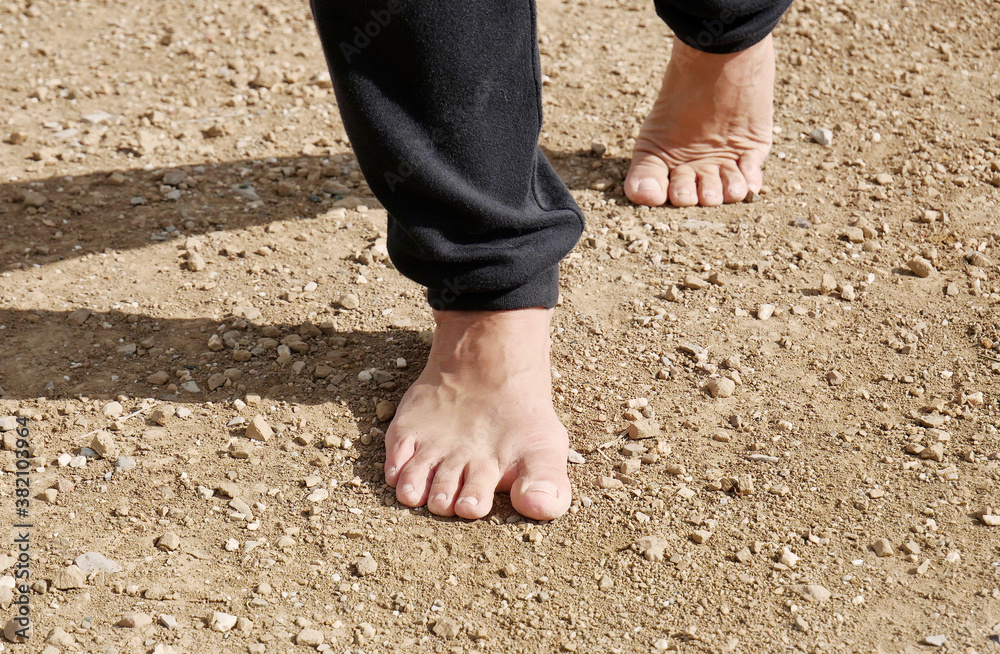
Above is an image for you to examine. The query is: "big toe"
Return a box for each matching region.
[509,450,571,521]
[625,153,669,206]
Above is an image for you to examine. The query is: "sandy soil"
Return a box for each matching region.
[1,0,1000,652]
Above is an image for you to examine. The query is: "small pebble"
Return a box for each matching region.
[810,127,833,146]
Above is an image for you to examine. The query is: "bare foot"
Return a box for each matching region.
[383,308,571,521]
[624,35,775,207]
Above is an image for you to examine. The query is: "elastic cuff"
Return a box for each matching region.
[426,265,559,311]
[657,0,792,55]
[674,22,775,54]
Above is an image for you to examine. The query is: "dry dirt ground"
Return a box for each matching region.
[1,0,1000,652]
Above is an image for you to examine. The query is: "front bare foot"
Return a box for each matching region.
[384,308,571,521]
[625,35,775,207]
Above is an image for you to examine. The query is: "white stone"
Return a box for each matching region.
[210,612,238,632]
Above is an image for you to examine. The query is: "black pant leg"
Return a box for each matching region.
[309,0,584,311]
[654,0,793,53]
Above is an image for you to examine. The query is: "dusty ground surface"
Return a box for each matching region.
[1,0,1000,652]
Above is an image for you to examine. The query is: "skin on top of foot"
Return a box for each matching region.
[383,308,571,521]
[625,35,775,208]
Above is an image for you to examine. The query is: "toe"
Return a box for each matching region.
[426,459,464,516]
[667,165,699,207]
[719,162,748,203]
[625,152,669,206]
[509,446,572,521]
[738,148,768,194]
[454,459,502,520]
[395,454,436,508]
[384,428,417,487]
[695,167,725,206]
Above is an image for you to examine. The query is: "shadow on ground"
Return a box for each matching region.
[0,148,631,274]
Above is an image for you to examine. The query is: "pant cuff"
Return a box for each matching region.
[426,264,559,311]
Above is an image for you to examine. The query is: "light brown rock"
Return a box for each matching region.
[707,377,736,398]
[873,538,894,557]
[246,415,273,442]
[627,419,660,440]
[51,565,85,590]
[907,257,934,278]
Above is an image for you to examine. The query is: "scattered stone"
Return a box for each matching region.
[45,627,75,648]
[66,308,92,326]
[778,548,799,568]
[917,414,947,429]
[89,430,117,458]
[51,565,85,590]
[210,612,238,633]
[635,536,670,562]
[810,127,834,146]
[873,539,894,557]
[156,532,180,552]
[907,257,934,278]
[707,378,736,398]
[627,419,660,440]
[296,628,325,647]
[356,554,378,576]
[431,617,461,639]
[229,497,254,518]
[306,488,328,502]
[101,401,121,420]
[921,443,945,462]
[922,635,947,647]
[245,415,273,442]
[966,251,994,268]
[567,449,585,464]
[251,65,282,89]
[4,618,29,642]
[690,530,713,545]
[757,304,775,320]
[74,552,122,574]
[336,293,360,310]
[18,190,48,207]
[149,406,175,425]
[375,400,396,422]
[118,613,153,629]
[735,547,753,563]
[187,251,207,272]
[82,110,114,124]
[229,441,252,459]
[147,371,170,385]
[683,275,708,290]
[827,370,846,386]
[820,273,837,294]
[843,227,865,243]
[788,584,832,603]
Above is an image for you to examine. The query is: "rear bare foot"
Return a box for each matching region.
[384,308,571,521]
[625,35,775,207]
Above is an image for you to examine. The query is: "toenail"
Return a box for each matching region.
[637,178,661,193]
[522,481,559,498]
[387,466,397,478]
[400,483,414,495]
[457,496,479,507]
[432,493,447,502]
[677,189,692,198]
